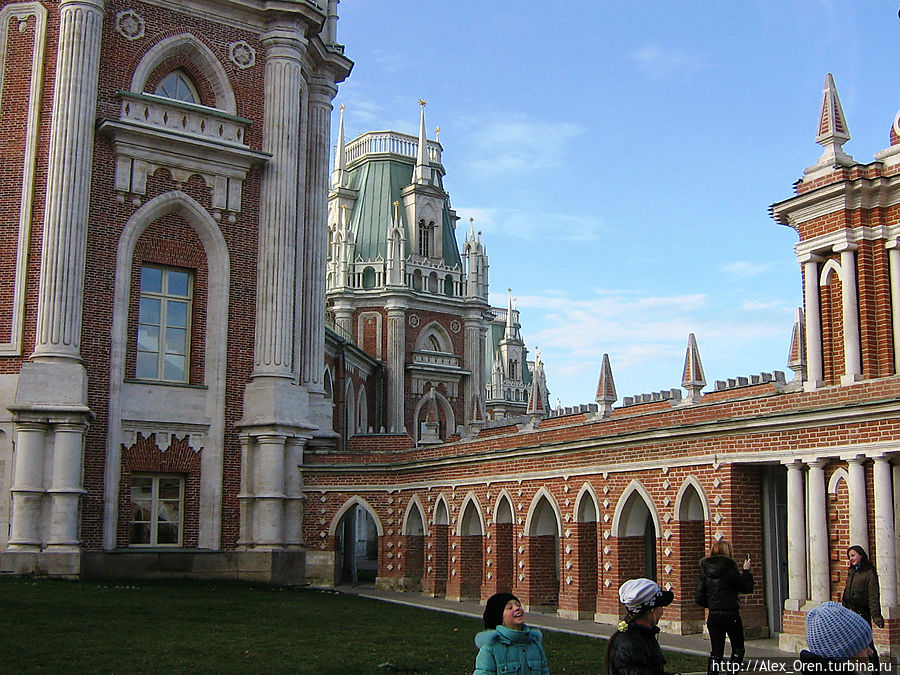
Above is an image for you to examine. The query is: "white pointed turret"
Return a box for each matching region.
[787,307,806,382]
[526,353,548,421]
[414,99,431,185]
[681,333,706,403]
[504,289,515,339]
[811,73,853,171]
[331,103,347,189]
[595,353,617,417]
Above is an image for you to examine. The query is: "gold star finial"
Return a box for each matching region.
[435,126,441,142]
[419,98,427,107]
[339,103,344,111]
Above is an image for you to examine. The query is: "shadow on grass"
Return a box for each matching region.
[0,577,707,673]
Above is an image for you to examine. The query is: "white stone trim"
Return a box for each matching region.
[674,475,710,522]
[493,489,516,525]
[401,494,426,536]
[827,467,848,495]
[455,491,486,536]
[328,495,384,537]
[0,4,46,355]
[523,487,562,537]
[103,191,229,550]
[130,33,236,113]
[432,493,450,527]
[611,479,661,538]
[574,482,599,523]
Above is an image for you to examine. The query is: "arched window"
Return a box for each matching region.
[418,220,430,257]
[428,335,441,352]
[155,70,199,104]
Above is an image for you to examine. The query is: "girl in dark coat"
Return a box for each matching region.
[606,578,677,675]
[694,540,753,674]
[841,545,883,665]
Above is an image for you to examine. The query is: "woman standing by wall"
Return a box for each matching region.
[841,545,883,664]
[694,540,753,674]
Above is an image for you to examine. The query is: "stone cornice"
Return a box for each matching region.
[771,173,900,230]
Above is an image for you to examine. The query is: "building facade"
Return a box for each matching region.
[0,3,898,659]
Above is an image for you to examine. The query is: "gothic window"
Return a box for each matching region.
[428,335,441,352]
[508,359,517,379]
[130,474,184,546]
[155,69,199,103]
[136,265,192,382]
[418,219,430,257]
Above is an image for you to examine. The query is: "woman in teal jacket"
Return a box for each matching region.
[473,592,550,675]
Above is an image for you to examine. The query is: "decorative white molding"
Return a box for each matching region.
[228,40,255,69]
[115,9,145,41]
[0,4,45,355]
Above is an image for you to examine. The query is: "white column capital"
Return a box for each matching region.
[833,241,858,254]
[798,252,825,265]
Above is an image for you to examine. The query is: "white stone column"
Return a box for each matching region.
[301,74,337,394]
[847,455,869,552]
[33,0,105,360]
[386,303,406,432]
[807,460,830,603]
[237,434,252,547]
[332,302,354,341]
[887,242,900,374]
[463,317,483,427]
[283,438,305,547]
[785,460,808,608]
[47,424,87,548]
[252,27,307,379]
[802,255,824,390]
[253,434,287,547]
[7,424,46,549]
[873,456,897,608]
[836,244,862,385]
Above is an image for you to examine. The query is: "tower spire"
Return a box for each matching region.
[414,99,430,184]
[813,73,853,169]
[681,333,706,403]
[595,353,617,417]
[332,103,347,188]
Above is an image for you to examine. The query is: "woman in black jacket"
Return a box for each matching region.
[694,540,753,674]
[606,578,677,675]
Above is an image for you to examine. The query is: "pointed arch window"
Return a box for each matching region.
[418,220,431,257]
[155,70,199,104]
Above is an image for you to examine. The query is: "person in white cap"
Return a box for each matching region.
[605,578,678,675]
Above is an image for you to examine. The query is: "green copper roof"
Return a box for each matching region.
[346,158,462,269]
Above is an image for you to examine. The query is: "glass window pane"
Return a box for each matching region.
[158,479,181,500]
[158,500,180,524]
[139,297,161,325]
[167,301,188,328]
[165,327,186,355]
[137,325,159,352]
[157,522,179,545]
[164,354,185,382]
[136,352,159,379]
[131,477,152,497]
[140,267,162,293]
[167,271,189,298]
[130,522,151,544]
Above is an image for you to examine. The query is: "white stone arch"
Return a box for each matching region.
[402,494,426,536]
[457,492,486,536]
[574,482,599,523]
[524,487,562,536]
[412,389,456,444]
[344,380,356,438]
[828,467,849,496]
[675,476,710,521]
[323,367,333,401]
[493,489,516,525]
[414,320,453,353]
[131,34,237,113]
[356,384,368,433]
[432,494,450,527]
[612,480,661,538]
[820,258,844,286]
[329,495,384,537]
[103,191,230,550]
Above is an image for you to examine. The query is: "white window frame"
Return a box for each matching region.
[129,473,185,547]
[136,264,193,383]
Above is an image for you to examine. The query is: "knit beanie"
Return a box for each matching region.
[806,601,872,660]
[483,592,519,629]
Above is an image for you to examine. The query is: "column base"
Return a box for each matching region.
[0,548,81,577]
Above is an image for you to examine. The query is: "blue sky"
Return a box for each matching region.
[333,2,900,407]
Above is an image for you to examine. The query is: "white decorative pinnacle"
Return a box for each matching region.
[815,73,852,166]
[682,333,706,402]
[596,353,617,417]
[414,99,431,185]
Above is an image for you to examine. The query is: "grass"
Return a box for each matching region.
[0,577,707,673]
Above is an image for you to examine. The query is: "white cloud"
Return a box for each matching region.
[629,44,706,80]
[455,206,603,242]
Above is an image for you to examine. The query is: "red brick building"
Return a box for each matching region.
[0,2,897,659]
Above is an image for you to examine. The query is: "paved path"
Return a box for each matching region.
[335,583,794,664]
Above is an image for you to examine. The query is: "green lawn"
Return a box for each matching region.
[0,577,707,673]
